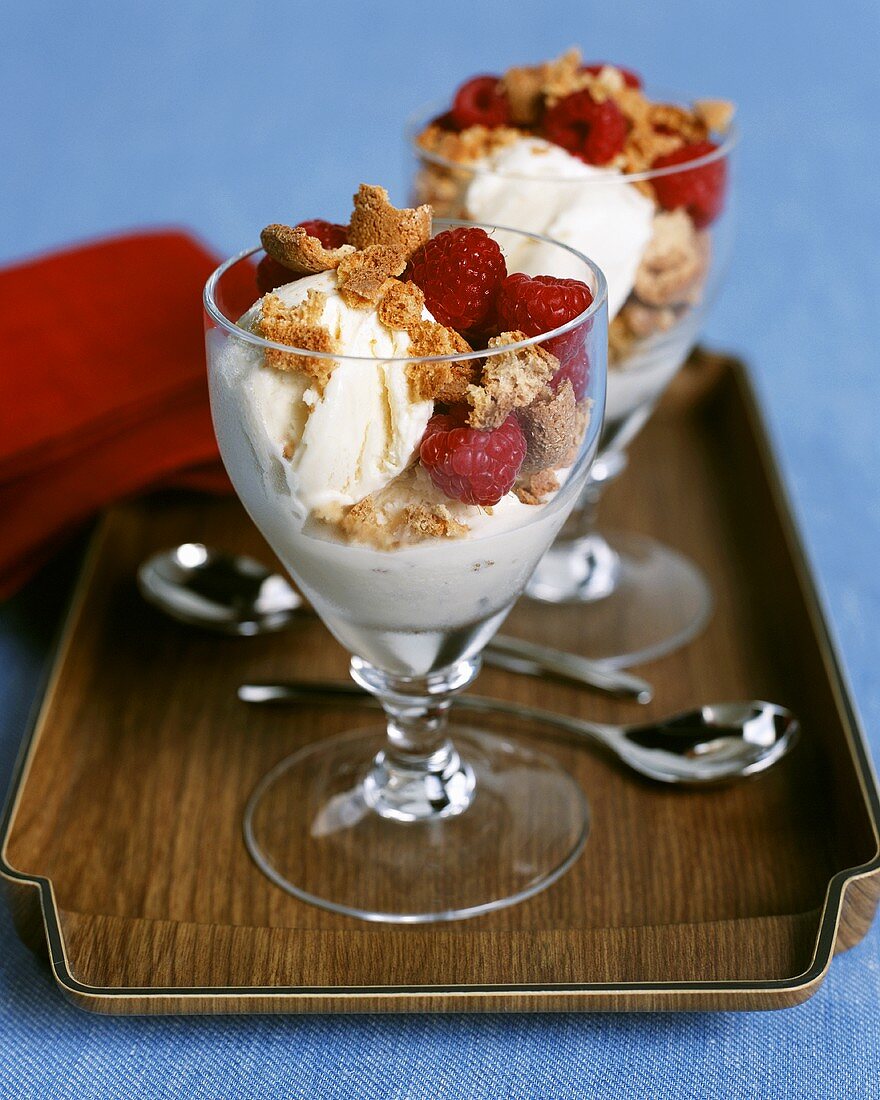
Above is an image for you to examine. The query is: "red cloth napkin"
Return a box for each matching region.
[0,229,239,598]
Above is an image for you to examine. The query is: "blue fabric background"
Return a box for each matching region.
[2,1,879,1096]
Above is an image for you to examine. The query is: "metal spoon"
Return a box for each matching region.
[138,544,653,702]
[239,679,799,785]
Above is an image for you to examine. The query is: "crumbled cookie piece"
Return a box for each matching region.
[407,360,480,403]
[500,64,546,127]
[467,332,558,430]
[538,47,589,108]
[647,104,708,144]
[411,163,467,215]
[255,292,336,384]
[559,399,593,466]
[405,321,478,401]
[694,98,735,134]
[416,123,522,166]
[348,184,431,260]
[406,319,472,357]
[338,497,387,545]
[619,300,679,340]
[398,503,469,542]
[608,313,637,364]
[622,117,685,173]
[500,47,593,121]
[377,280,426,330]
[585,64,627,98]
[515,467,561,505]
[339,494,467,549]
[260,223,354,275]
[336,245,406,307]
[634,210,708,308]
[517,381,578,473]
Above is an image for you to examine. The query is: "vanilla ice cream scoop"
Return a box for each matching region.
[464,138,654,319]
[240,271,435,515]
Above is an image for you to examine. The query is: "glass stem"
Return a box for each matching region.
[350,656,479,823]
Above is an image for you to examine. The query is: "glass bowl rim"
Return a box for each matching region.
[203,218,607,366]
[406,98,739,185]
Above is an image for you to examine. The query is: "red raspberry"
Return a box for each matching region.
[450,75,511,130]
[419,407,526,506]
[256,256,296,295]
[296,219,349,249]
[582,62,643,89]
[407,227,507,334]
[496,273,594,399]
[542,89,628,165]
[651,141,727,228]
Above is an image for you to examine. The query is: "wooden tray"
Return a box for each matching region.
[3,352,879,1014]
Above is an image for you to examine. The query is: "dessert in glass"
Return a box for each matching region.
[204,184,607,922]
[409,48,737,666]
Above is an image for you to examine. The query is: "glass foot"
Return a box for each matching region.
[524,530,713,668]
[244,726,589,923]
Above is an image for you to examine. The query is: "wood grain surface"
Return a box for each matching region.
[2,352,879,1014]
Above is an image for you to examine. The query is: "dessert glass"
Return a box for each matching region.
[409,111,737,666]
[204,223,607,922]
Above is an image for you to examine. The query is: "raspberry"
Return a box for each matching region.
[450,75,511,130]
[256,256,296,295]
[651,141,727,228]
[542,89,628,165]
[295,219,349,249]
[496,273,594,399]
[581,62,643,89]
[407,227,506,334]
[419,407,526,506]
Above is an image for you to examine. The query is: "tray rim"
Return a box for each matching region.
[3,352,879,1011]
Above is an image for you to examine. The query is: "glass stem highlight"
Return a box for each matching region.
[351,656,479,822]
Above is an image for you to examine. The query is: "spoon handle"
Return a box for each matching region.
[238,680,619,752]
[486,635,652,703]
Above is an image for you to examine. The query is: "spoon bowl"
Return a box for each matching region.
[614,701,799,783]
[138,543,303,636]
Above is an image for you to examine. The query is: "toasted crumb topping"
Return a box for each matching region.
[406,319,471,356]
[255,292,336,384]
[417,49,732,184]
[416,123,522,164]
[405,321,477,400]
[634,211,708,308]
[260,224,354,275]
[377,280,426,330]
[694,98,735,134]
[517,380,579,472]
[608,314,636,363]
[499,65,546,128]
[618,301,679,344]
[619,100,686,173]
[336,245,406,307]
[648,104,708,144]
[348,184,432,259]
[515,467,561,505]
[339,494,468,549]
[540,47,592,107]
[467,332,558,429]
[407,360,479,403]
[559,399,593,466]
[399,503,469,542]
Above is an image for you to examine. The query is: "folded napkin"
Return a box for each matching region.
[0,229,239,598]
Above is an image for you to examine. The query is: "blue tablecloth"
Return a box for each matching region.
[2,1,879,1096]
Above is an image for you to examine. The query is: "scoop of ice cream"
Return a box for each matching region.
[464,137,654,319]
[241,271,435,515]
